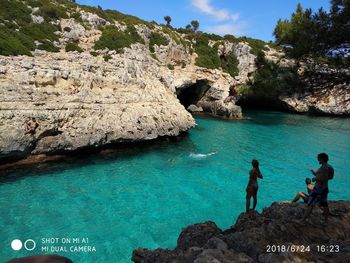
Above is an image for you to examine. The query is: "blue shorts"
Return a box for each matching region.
[307,188,328,207]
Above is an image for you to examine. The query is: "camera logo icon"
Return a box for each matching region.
[11,239,36,251]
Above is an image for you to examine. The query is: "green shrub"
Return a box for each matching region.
[223,34,238,43]
[149,32,169,53]
[37,40,59,52]
[65,41,83,52]
[94,25,144,53]
[167,64,174,70]
[237,84,251,95]
[103,54,112,61]
[63,27,71,32]
[90,51,99,56]
[39,2,68,21]
[221,51,239,77]
[71,11,83,23]
[244,56,302,99]
[150,53,158,61]
[21,23,59,42]
[194,34,221,69]
[0,26,32,56]
[239,37,268,56]
[103,9,148,27]
[0,0,32,27]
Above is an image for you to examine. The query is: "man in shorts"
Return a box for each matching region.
[301,153,334,223]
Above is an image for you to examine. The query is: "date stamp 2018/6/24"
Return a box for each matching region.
[266,244,340,253]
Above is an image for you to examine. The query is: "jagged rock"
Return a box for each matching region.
[132,201,350,263]
[187,104,203,113]
[60,19,86,43]
[177,221,222,250]
[280,61,350,115]
[7,255,73,263]
[30,14,44,24]
[80,10,108,27]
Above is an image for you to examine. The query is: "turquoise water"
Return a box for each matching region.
[1,111,350,262]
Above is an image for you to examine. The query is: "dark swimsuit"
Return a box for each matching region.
[307,188,329,207]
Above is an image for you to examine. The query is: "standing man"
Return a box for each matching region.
[301,153,334,223]
[246,159,263,212]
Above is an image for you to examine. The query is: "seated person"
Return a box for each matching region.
[291,178,314,203]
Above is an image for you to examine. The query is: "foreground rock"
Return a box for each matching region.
[132,201,350,263]
[7,255,73,263]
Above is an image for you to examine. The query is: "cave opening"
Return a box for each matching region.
[176,79,211,109]
[236,96,289,112]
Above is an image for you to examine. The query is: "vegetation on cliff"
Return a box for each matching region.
[0,0,61,55]
[94,25,144,52]
[0,0,269,77]
[241,53,302,102]
[148,32,169,53]
[274,0,350,63]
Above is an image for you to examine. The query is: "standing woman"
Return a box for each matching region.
[246,159,263,212]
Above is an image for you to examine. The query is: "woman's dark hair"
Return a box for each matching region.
[305,178,312,184]
[317,153,329,162]
[252,159,259,167]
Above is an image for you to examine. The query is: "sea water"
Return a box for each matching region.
[0,111,349,262]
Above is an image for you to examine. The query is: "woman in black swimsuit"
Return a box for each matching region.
[246,159,263,212]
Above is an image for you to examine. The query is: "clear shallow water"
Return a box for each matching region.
[1,111,350,262]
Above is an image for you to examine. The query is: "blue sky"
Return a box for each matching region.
[77,0,330,41]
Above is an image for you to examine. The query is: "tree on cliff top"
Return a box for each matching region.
[191,20,199,32]
[164,16,171,27]
[274,1,350,58]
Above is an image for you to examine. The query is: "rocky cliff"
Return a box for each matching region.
[281,60,350,115]
[132,201,350,263]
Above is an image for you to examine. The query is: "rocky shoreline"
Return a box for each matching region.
[132,201,350,263]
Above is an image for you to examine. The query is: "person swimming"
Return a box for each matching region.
[291,178,314,203]
[189,151,217,159]
[246,159,263,212]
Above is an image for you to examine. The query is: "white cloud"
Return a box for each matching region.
[191,0,239,22]
[191,0,245,36]
[206,23,245,36]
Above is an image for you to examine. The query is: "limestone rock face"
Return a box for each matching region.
[132,201,350,263]
[80,10,108,27]
[218,41,257,85]
[0,50,195,162]
[60,18,87,43]
[187,104,203,113]
[281,61,350,115]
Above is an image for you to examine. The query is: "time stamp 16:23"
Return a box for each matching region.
[266,245,340,253]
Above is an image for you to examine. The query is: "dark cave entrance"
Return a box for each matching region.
[236,96,292,113]
[176,79,211,108]
[236,97,279,110]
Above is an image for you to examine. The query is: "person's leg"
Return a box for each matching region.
[292,191,305,203]
[252,189,258,210]
[246,193,251,212]
[300,192,308,203]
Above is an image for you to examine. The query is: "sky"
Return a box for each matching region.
[77,0,330,41]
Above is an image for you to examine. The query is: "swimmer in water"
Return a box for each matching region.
[189,151,217,158]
